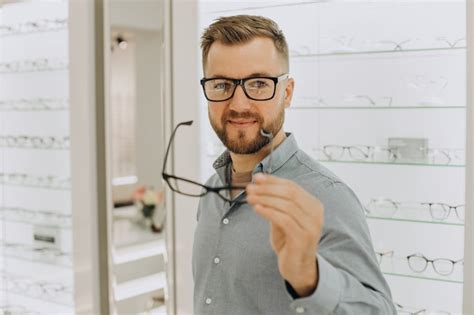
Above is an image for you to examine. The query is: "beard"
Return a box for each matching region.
[209,103,285,154]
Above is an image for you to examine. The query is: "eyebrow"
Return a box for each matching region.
[206,72,276,79]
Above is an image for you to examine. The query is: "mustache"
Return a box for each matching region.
[222,110,263,124]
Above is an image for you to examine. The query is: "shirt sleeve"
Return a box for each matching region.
[285,181,397,315]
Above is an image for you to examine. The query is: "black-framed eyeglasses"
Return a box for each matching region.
[161,120,274,203]
[200,73,289,102]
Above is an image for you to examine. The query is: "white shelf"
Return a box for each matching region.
[147,304,167,315]
[0,291,74,314]
[113,238,166,265]
[113,206,164,248]
[114,272,166,301]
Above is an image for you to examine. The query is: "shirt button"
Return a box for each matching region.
[214,257,221,264]
[205,298,212,305]
[222,218,229,225]
[296,307,305,313]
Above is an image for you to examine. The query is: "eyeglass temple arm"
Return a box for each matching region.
[162,120,194,175]
[260,129,274,174]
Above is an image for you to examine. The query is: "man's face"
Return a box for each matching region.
[204,37,294,154]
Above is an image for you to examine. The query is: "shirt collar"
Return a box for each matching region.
[212,133,299,185]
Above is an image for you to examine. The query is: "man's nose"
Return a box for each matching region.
[228,84,251,111]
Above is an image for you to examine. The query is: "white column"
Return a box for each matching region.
[70,0,113,313]
[463,0,474,312]
[165,0,201,314]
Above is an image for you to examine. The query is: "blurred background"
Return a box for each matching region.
[0,0,473,314]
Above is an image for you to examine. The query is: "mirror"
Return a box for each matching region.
[107,1,167,313]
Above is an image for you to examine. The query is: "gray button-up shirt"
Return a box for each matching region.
[192,134,396,314]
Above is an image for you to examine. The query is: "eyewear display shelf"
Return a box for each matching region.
[199,1,468,314]
[0,1,73,314]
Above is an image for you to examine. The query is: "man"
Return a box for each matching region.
[192,15,396,314]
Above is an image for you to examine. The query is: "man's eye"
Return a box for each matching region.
[248,80,269,88]
[213,81,231,90]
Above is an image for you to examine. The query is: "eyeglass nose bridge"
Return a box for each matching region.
[228,78,251,99]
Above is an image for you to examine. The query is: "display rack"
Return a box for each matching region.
[0,0,73,313]
[198,1,467,313]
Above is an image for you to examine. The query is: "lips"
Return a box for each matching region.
[228,120,257,129]
[228,119,257,125]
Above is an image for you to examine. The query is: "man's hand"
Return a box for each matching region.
[246,173,324,297]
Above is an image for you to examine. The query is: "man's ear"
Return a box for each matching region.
[284,78,295,109]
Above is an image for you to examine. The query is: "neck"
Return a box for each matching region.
[230,129,286,173]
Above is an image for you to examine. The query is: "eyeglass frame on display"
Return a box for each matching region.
[365,197,465,222]
[436,36,466,48]
[0,206,72,227]
[395,303,452,315]
[342,94,393,107]
[395,303,427,315]
[0,304,39,315]
[3,273,73,304]
[0,98,69,111]
[318,36,466,54]
[1,242,72,266]
[0,172,71,190]
[0,135,70,150]
[0,18,67,37]
[0,58,68,73]
[406,253,464,276]
[424,147,465,165]
[322,145,373,161]
[420,202,465,222]
[375,250,394,265]
[322,145,400,162]
[321,144,463,166]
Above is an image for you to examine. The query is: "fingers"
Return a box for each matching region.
[254,204,317,251]
[253,172,290,185]
[247,182,309,215]
[253,204,302,244]
[247,183,294,200]
[247,194,312,231]
[247,173,324,218]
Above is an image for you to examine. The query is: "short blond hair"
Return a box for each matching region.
[201,15,289,72]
